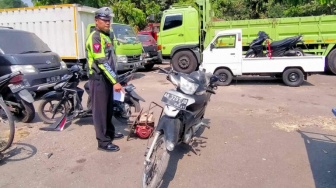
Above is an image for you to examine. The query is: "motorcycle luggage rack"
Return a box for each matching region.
[126,101,163,141]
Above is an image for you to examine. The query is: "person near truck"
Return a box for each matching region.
[85,7,124,152]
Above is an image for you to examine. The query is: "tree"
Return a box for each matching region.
[0,0,28,8]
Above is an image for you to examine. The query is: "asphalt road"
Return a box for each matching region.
[1,64,336,188]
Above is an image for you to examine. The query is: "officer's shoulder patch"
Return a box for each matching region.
[93,43,101,53]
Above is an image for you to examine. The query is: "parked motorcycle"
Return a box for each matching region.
[142,67,218,188]
[37,65,144,124]
[0,71,35,123]
[245,31,304,58]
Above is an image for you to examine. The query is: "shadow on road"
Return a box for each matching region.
[297,130,336,188]
[228,77,315,87]
[0,143,37,165]
[160,119,211,188]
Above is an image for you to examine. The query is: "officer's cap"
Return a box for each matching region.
[95,7,112,21]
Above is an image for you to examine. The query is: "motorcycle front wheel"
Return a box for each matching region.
[38,98,70,124]
[142,134,170,188]
[0,99,15,152]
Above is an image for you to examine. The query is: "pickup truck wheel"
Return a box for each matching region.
[172,51,197,74]
[282,68,304,87]
[327,49,336,75]
[214,69,233,86]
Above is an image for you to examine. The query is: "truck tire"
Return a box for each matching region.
[214,68,233,86]
[327,49,336,75]
[171,50,197,74]
[282,68,304,87]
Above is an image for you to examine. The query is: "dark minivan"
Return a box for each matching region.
[0,27,69,93]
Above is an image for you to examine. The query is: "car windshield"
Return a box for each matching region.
[138,35,154,42]
[112,24,139,44]
[0,30,51,54]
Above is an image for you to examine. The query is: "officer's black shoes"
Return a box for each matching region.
[114,133,124,139]
[98,143,120,152]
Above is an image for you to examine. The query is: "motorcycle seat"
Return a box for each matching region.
[270,36,301,48]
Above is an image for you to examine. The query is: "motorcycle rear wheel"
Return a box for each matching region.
[38,98,70,124]
[0,99,15,152]
[142,134,170,188]
[18,100,35,123]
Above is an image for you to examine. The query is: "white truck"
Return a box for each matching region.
[199,29,326,87]
[0,4,98,70]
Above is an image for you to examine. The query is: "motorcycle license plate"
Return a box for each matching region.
[9,83,25,93]
[161,92,188,110]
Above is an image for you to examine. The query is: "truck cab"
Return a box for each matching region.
[157,5,200,73]
[87,23,144,72]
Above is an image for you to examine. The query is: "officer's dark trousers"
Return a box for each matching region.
[89,75,115,147]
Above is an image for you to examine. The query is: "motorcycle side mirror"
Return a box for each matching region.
[210,75,219,83]
[210,43,215,51]
[110,31,114,41]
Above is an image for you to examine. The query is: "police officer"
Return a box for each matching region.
[86,7,124,152]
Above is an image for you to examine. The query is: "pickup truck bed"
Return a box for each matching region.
[241,55,325,74]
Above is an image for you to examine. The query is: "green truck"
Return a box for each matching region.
[155,0,336,74]
[87,23,144,72]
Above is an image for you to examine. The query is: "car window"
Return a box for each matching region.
[214,35,236,48]
[163,14,182,31]
[138,35,154,42]
[0,30,51,54]
[112,24,139,44]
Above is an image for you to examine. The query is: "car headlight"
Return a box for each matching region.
[10,65,36,74]
[179,76,199,95]
[60,61,67,69]
[117,55,127,63]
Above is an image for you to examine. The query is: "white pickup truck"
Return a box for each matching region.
[199,29,326,87]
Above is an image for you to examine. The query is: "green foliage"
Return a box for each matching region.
[4,0,336,30]
[0,0,27,8]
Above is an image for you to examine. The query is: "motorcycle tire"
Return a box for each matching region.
[19,100,35,123]
[0,99,15,152]
[142,134,170,188]
[38,98,70,124]
[245,50,256,58]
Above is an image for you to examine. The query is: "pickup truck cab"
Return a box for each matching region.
[199,29,326,87]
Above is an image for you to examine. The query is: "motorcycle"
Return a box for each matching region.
[0,71,35,123]
[142,67,218,188]
[37,65,144,124]
[245,31,304,58]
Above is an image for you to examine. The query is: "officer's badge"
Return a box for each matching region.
[93,43,101,52]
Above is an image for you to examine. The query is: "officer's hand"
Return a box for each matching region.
[114,83,124,92]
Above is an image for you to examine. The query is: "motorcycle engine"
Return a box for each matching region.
[134,112,155,139]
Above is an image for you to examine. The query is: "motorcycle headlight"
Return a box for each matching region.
[179,76,199,95]
[60,61,67,69]
[117,55,127,63]
[10,65,36,74]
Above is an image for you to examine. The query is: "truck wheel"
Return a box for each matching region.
[282,68,304,87]
[327,49,336,75]
[214,68,233,86]
[172,51,197,74]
